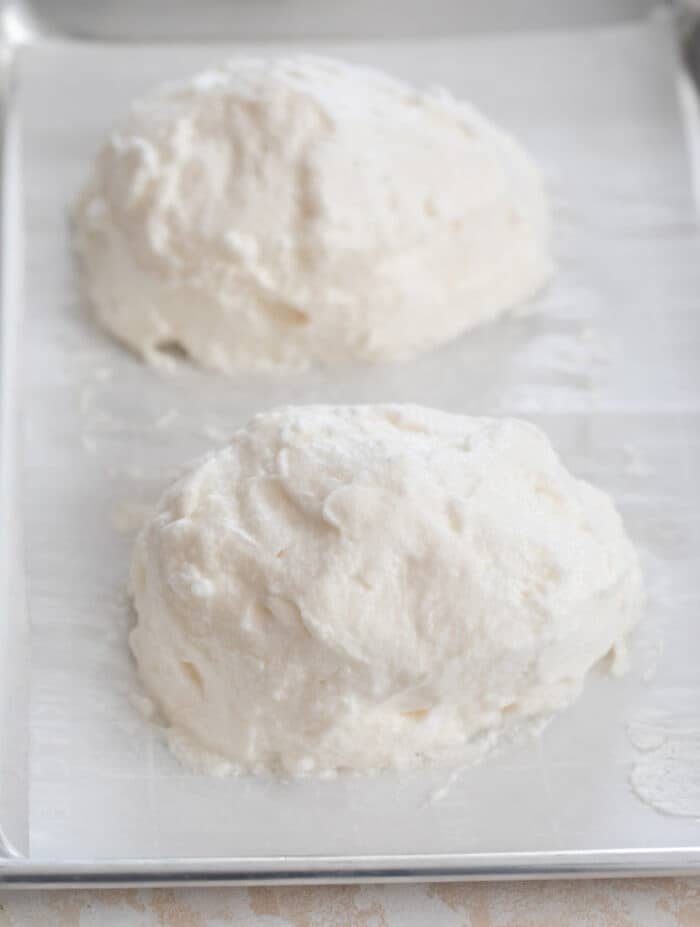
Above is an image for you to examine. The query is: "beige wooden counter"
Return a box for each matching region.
[0,878,699,926]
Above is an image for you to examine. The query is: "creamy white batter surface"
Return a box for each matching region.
[73,56,552,373]
[129,404,642,776]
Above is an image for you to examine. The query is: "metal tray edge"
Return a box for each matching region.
[3,1,700,888]
[1,848,700,889]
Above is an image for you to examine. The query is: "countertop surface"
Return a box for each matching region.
[1,879,699,926]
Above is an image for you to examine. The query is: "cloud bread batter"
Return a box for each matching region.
[129,404,642,775]
[74,56,552,372]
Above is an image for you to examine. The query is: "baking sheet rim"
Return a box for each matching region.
[4,7,700,885]
[2,847,700,887]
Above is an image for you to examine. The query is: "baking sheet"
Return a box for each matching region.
[4,12,700,877]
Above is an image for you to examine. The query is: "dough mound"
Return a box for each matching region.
[74,56,552,373]
[129,405,642,776]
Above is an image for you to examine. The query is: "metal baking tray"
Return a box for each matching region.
[1,0,700,888]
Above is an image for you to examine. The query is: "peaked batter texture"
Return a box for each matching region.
[129,405,642,776]
[74,56,552,372]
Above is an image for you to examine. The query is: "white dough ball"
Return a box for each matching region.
[74,56,552,373]
[129,405,642,776]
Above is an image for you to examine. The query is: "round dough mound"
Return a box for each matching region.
[129,405,642,776]
[74,57,552,373]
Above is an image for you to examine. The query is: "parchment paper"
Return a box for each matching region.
[16,14,700,860]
